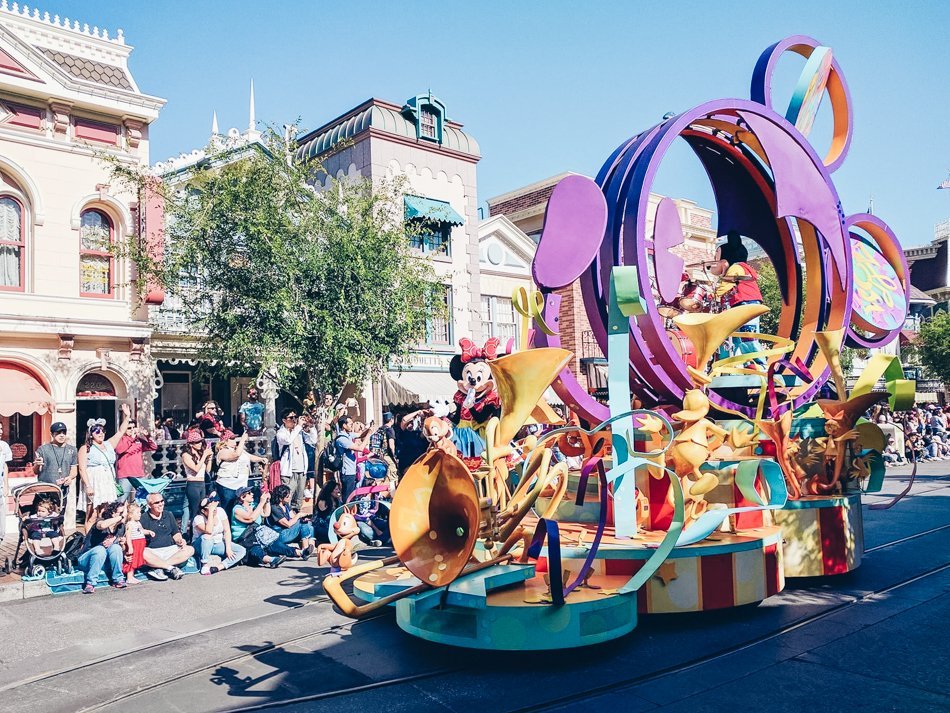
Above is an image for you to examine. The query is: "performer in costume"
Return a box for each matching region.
[711,231,766,366]
[449,337,502,460]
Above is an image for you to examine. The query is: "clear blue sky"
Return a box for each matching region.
[40,0,949,246]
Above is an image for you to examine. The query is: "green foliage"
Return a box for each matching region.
[918,312,950,384]
[109,129,442,401]
[753,260,782,336]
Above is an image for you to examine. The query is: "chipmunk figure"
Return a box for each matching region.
[318,509,361,570]
[422,416,458,456]
[449,337,502,459]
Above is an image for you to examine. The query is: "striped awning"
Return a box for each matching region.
[404,195,464,226]
[0,364,53,417]
[382,370,458,407]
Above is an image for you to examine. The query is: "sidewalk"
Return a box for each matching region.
[0,480,315,601]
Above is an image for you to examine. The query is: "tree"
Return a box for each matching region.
[918,312,950,384]
[752,259,782,336]
[110,130,443,402]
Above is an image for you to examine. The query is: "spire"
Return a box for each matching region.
[211,110,219,136]
[245,79,261,141]
[248,79,255,132]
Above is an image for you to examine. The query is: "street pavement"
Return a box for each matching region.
[0,461,947,712]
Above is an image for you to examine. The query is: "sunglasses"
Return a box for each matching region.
[91,427,104,434]
[284,415,298,421]
[151,499,165,506]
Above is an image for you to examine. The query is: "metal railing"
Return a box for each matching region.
[148,435,270,479]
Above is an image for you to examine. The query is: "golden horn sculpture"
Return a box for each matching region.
[815,329,847,398]
[674,304,769,384]
[323,449,507,618]
[390,448,481,587]
[490,347,572,445]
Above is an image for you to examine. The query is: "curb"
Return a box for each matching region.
[0,577,50,602]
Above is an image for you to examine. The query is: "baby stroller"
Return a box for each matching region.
[11,482,78,578]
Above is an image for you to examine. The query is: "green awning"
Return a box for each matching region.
[404,195,465,226]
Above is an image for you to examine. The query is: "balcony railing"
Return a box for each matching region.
[149,286,209,333]
[148,435,270,479]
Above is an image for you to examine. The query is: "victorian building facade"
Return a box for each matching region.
[297,93,482,413]
[0,4,164,484]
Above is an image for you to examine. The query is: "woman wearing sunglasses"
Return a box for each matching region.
[192,495,246,575]
[180,428,213,539]
[77,403,131,526]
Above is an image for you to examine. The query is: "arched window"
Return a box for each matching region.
[79,208,114,297]
[0,195,24,290]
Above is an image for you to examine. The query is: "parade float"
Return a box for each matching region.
[323,35,914,650]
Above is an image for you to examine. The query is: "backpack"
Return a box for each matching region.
[320,436,342,472]
[270,436,288,463]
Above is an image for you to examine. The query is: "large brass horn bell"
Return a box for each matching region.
[390,449,481,586]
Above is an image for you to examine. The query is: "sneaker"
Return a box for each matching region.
[112,578,127,589]
[145,568,168,581]
[200,565,219,576]
[268,556,286,569]
[301,545,314,561]
[167,566,184,580]
[370,539,383,547]
[82,582,95,594]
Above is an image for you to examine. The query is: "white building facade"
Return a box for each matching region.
[0,4,164,488]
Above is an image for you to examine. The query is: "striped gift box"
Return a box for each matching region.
[772,493,863,577]
[537,528,784,614]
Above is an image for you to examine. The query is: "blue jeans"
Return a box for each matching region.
[341,474,357,501]
[78,544,124,585]
[278,521,314,546]
[198,536,246,569]
[215,484,240,518]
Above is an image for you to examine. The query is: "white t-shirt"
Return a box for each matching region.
[192,507,227,543]
[0,440,12,478]
[216,450,251,490]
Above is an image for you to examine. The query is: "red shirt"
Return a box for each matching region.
[115,434,158,479]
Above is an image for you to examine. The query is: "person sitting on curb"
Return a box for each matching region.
[267,484,315,558]
[139,492,195,580]
[192,496,246,575]
[231,487,299,566]
[78,501,128,594]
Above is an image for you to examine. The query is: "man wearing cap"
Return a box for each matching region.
[33,423,80,527]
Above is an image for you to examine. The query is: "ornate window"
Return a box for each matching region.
[408,220,451,256]
[481,295,517,346]
[419,107,438,140]
[0,196,24,290]
[426,285,452,345]
[79,209,114,297]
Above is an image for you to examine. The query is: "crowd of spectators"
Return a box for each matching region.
[873,402,950,464]
[18,396,414,594]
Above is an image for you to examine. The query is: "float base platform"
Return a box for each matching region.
[772,492,864,577]
[352,562,638,650]
[537,523,785,614]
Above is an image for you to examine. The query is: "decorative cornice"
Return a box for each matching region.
[0,1,127,46]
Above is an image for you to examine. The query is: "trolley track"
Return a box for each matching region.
[70,524,950,713]
[506,558,950,713]
[4,519,948,712]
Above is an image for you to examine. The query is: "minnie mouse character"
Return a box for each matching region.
[449,337,502,459]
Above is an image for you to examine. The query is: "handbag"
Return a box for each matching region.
[255,524,280,547]
[238,523,259,547]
